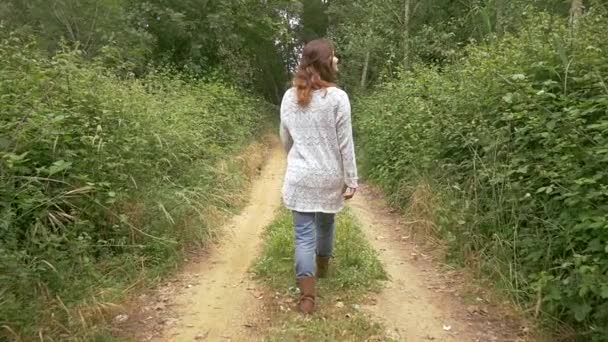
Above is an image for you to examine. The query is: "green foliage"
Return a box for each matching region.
[299,0,329,43]
[327,0,587,92]
[0,0,153,69]
[327,0,470,91]
[355,11,608,340]
[0,33,272,340]
[1,0,301,103]
[132,0,296,102]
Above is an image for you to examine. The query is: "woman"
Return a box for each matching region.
[279,39,358,314]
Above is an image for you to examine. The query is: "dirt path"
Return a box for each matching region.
[350,185,528,342]
[121,144,528,342]
[148,146,285,341]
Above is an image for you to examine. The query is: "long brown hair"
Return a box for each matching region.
[293,39,336,107]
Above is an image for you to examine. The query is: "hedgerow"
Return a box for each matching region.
[0,34,272,339]
[355,12,608,339]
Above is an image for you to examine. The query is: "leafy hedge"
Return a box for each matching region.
[355,12,608,339]
[0,34,272,339]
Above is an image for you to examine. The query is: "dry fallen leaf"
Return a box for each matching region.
[467,305,480,315]
[194,331,209,340]
[113,314,129,323]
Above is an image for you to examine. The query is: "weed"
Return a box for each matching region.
[254,209,390,341]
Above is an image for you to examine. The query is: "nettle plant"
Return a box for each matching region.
[355,12,608,339]
[0,34,270,339]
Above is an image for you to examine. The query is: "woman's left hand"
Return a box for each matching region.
[343,187,356,200]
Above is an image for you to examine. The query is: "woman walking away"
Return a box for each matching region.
[279,39,358,315]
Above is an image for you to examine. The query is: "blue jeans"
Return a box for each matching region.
[293,211,336,279]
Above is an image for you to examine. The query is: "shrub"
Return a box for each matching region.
[0,33,272,339]
[355,12,608,339]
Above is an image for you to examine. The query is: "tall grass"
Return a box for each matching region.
[355,11,608,340]
[0,34,273,340]
[253,209,388,341]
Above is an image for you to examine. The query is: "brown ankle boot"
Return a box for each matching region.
[316,256,331,278]
[297,277,316,314]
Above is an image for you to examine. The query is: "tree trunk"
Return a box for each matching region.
[273,79,281,105]
[495,0,504,36]
[403,0,411,70]
[360,50,370,89]
[569,0,584,29]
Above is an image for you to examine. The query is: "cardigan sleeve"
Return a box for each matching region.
[335,91,358,188]
[279,120,293,153]
[279,91,293,153]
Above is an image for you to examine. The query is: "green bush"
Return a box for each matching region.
[0,34,272,339]
[355,12,608,339]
